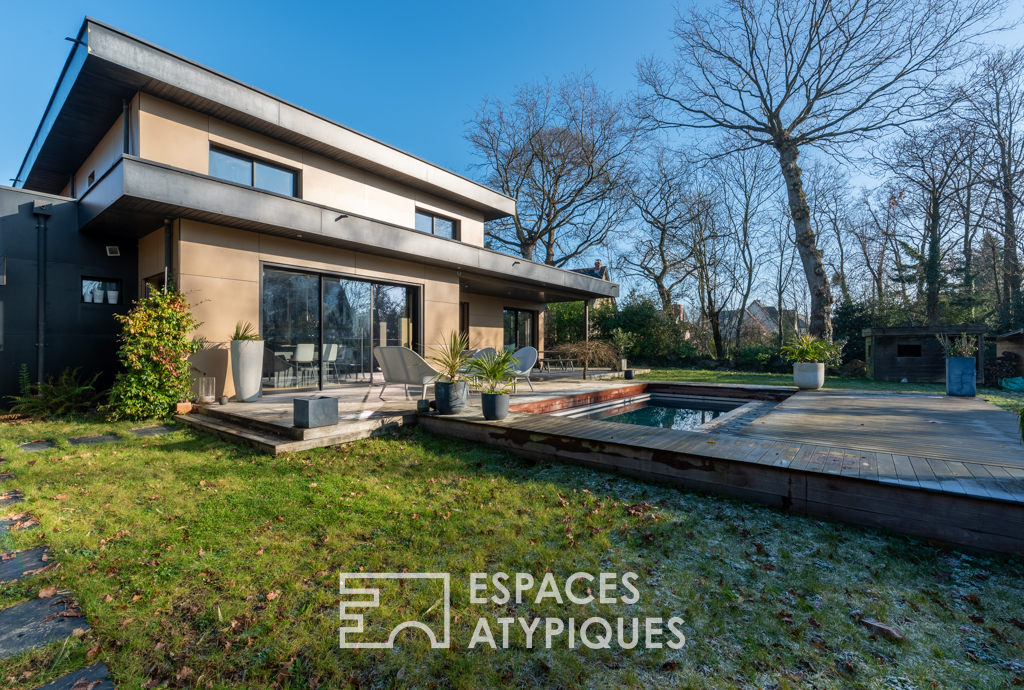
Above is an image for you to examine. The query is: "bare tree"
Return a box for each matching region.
[874,122,972,323]
[467,73,636,267]
[638,0,1008,337]
[713,144,778,346]
[963,48,1024,327]
[619,149,698,310]
[769,209,798,349]
[690,189,736,359]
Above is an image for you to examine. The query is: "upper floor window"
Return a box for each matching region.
[209,147,298,197]
[415,210,457,240]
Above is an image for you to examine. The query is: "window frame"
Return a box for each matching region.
[414,209,460,240]
[209,145,300,198]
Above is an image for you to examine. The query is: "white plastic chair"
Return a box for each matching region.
[372,346,441,399]
[322,343,339,383]
[510,347,538,392]
[293,343,317,386]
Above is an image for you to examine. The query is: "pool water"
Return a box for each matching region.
[578,399,741,431]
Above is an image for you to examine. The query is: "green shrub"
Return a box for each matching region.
[596,295,689,361]
[735,345,776,372]
[107,287,202,420]
[7,367,104,418]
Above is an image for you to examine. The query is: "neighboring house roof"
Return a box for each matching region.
[16,18,515,221]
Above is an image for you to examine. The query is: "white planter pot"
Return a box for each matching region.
[83,291,93,303]
[230,340,264,402]
[793,362,825,390]
[106,290,119,304]
[92,289,105,303]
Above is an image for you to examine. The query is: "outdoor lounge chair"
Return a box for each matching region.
[510,347,538,392]
[372,346,441,400]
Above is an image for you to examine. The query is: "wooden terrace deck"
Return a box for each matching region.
[420,387,1024,555]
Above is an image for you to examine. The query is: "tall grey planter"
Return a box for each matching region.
[231,340,263,402]
[945,357,976,397]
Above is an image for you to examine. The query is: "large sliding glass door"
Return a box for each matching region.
[262,266,418,392]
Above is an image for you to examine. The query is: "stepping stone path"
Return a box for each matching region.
[67,435,120,447]
[32,662,114,689]
[0,594,88,659]
[0,425,182,686]
[20,424,179,452]
[18,441,55,453]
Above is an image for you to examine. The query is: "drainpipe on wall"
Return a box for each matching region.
[33,202,52,386]
[163,218,173,291]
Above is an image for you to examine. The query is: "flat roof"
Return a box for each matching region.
[15,18,516,221]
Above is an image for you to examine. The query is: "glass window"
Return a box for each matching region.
[209,147,297,198]
[255,160,296,196]
[414,210,458,239]
[262,268,321,390]
[209,148,252,186]
[81,277,123,304]
[503,308,535,351]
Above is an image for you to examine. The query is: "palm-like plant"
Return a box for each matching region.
[467,349,518,394]
[427,331,470,382]
[780,334,843,364]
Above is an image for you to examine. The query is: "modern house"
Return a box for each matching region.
[0,18,617,399]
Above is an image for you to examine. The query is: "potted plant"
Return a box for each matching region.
[229,321,263,403]
[467,348,518,420]
[780,335,843,390]
[937,333,978,397]
[427,331,470,414]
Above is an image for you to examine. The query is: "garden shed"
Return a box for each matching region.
[863,325,986,383]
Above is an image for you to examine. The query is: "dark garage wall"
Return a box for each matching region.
[0,187,137,400]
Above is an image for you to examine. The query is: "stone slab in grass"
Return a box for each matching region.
[0,548,49,582]
[19,441,55,453]
[129,424,178,438]
[0,595,88,659]
[0,493,24,510]
[29,662,114,690]
[67,435,120,447]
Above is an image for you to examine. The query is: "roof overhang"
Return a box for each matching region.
[17,18,516,221]
[78,156,617,304]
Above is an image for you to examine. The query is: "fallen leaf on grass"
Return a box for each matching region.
[969,614,984,624]
[1009,617,1024,631]
[86,645,102,660]
[267,590,282,601]
[103,594,113,603]
[54,494,68,501]
[68,679,101,690]
[175,667,193,681]
[119,617,134,629]
[860,618,904,640]
[38,585,58,598]
[662,661,680,671]
[72,627,87,637]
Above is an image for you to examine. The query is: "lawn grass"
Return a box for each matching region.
[0,418,1021,689]
[638,368,1024,413]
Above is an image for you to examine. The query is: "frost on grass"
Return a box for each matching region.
[0,423,1019,689]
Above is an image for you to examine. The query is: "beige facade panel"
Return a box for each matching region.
[73,113,125,197]
[138,94,209,174]
[136,95,490,247]
[138,227,165,286]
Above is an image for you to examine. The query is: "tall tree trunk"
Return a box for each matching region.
[707,289,724,360]
[1002,155,1021,326]
[778,144,833,338]
[656,281,673,313]
[925,194,942,325]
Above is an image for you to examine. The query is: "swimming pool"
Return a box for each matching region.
[553,395,745,431]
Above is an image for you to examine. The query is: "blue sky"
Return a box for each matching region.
[0,0,678,186]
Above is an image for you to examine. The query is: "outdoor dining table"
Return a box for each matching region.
[535,350,575,373]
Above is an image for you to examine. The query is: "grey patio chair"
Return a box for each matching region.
[510,346,538,392]
[372,346,441,400]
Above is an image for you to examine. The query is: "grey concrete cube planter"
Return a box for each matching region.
[294,396,339,428]
[945,357,976,397]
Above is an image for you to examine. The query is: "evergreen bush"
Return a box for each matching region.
[107,288,202,420]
